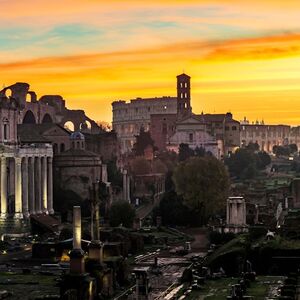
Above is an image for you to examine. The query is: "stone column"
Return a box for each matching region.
[22,157,29,218]
[41,156,48,214]
[0,157,7,218]
[226,199,230,224]
[28,157,35,215]
[47,157,54,214]
[35,157,42,214]
[127,175,130,203]
[123,169,127,202]
[14,157,23,219]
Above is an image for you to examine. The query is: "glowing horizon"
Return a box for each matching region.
[1,1,300,125]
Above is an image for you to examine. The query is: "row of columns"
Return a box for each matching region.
[0,156,53,219]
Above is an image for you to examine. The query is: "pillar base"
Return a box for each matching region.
[88,240,104,264]
[14,212,23,219]
[23,211,30,218]
[36,210,42,215]
[48,209,54,215]
[0,213,8,219]
[42,210,49,215]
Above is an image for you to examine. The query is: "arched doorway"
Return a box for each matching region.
[23,110,36,124]
[42,113,53,123]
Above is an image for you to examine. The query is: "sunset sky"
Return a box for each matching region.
[1,0,300,124]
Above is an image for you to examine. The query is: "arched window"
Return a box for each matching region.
[64,121,75,132]
[23,110,36,124]
[42,113,53,123]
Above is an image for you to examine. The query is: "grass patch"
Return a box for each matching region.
[185,276,284,300]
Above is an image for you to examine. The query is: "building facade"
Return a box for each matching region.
[0,86,54,226]
[240,122,290,152]
[0,82,105,234]
[112,74,240,157]
[112,97,177,153]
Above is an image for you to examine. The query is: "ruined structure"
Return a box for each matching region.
[112,74,240,156]
[54,132,109,202]
[225,197,248,233]
[0,82,109,234]
[0,83,54,234]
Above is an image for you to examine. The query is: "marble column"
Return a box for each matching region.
[47,157,54,214]
[35,157,42,214]
[22,157,29,217]
[123,169,127,202]
[28,157,35,214]
[14,157,23,219]
[0,157,7,218]
[41,156,48,214]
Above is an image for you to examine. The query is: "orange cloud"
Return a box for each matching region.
[1,32,300,125]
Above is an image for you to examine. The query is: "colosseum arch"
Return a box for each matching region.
[26,91,37,103]
[23,110,36,124]
[79,120,92,131]
[4,88,12,98]
[64,121,75,132]
[42,113,53,123]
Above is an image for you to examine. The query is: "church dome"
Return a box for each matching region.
[70,131,85,140]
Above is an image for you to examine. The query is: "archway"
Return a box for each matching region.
[23,110,36,124]
[42,113,53,123]
[80,120,92,131]
[4,89,12,98]
[64,121,75,132]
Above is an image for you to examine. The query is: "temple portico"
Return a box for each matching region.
[0,145,53,219]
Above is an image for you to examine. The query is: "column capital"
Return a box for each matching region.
[15,157,22,165]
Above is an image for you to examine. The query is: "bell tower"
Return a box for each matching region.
[177,73,191,119]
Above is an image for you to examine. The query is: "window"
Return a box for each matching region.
[3,118,9,141]
[189,133,193,142]
[232,126,237,131]
[162,123,167,134]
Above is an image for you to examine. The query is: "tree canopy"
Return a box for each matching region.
[178,143,211,162]
[172,156,230,224]
[273,144,298,157]
[109,201,135,228]
[133,127,156,156]
[225,148,271,179]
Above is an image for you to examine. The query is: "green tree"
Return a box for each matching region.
[273,145,290,157]
[178,143,194,161]
[109,201,135,228]
[289,144,298,154]
[256,151,271,169]
[172,156,230,224]
[154,191,200,226]
[130,156,151,175]
[133,127,155,156]
[107,159,122,187]
[225,148,256,178]
[245,142,260,152]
